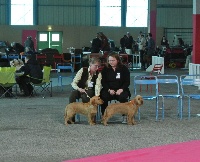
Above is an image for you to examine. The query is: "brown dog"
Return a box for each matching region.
[64,96,104,126]
[102,95,143,126]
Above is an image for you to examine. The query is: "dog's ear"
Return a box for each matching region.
[90,98,95,105]
[134,97,139,105]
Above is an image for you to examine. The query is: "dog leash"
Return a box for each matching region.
[85,91,91,99]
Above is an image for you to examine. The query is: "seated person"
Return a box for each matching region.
[69,57,102,122]
[100,53,131,123]
[16,54,43,96]
[161,36,169,47]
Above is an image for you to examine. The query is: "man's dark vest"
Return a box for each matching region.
[77,67,99,90]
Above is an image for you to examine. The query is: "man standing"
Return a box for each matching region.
[145,33,155,68]
[91,33,102,53]
[125,32,134,54]
[137,34,146,70]
[24,36,35,52]
[120,35,127,53]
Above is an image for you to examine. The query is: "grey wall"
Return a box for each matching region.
[0,0,194,52]
[157,0,193,44]
[0,25,147,53]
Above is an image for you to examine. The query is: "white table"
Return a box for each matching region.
[128,53,141,70]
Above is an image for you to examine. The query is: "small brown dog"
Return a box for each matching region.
[64,96,104,126]
[102,95,143,126]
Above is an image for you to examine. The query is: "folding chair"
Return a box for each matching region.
[134,75,159,121]
[180,74,200,119]
[157,75,181,120]
[0,67,17,98]
[31,66,52,98]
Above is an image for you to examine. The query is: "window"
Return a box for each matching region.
[39,34,47,41]
[100,0,121,27]
[100,0,148,27]
[11,0,33,25]
[126,0,148,27]
[52,34,60,41]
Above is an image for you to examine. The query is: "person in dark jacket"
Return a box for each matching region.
[24,36,35,52]
[144,33,155,67]
[125,32,134,54]
[11,42,25,55]
[161,36,169,47]
[16,54,43,96]
[91,33,102,53]
[120,35,128,53]
[100,53,131,122]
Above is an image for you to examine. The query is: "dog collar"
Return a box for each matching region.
[130,100,135,105]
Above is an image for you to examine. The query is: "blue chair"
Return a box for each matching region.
[56,63,74,90]
[71,54,82,70]
[133,75,159,121]
[8,54,19,60]
[1,54,8,59]
[157,75,181,120]
[180,74,200,119]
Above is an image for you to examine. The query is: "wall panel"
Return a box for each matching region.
[38,0,96,26]
[156,1,193,44]
[0,0,7,25]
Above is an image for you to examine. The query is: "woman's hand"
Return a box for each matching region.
[116,89,123,95]
[108,89,115,95]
